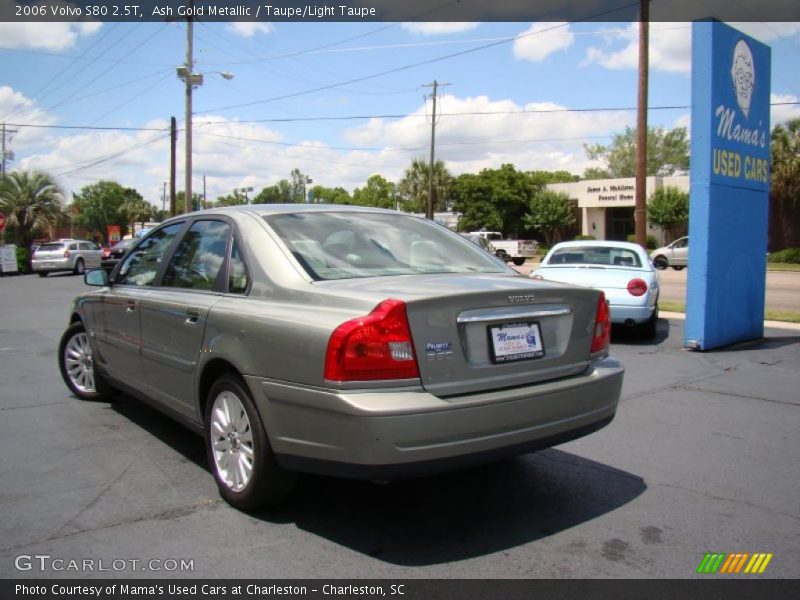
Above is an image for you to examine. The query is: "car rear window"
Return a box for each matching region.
[548,246,643,268]
[38,243,64,251]
[265,212,507,281]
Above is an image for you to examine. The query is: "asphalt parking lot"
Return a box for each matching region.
[0,273,798,579]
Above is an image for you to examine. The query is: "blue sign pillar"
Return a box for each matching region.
[685,22,771,350]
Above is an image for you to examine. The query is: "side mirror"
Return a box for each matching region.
[84,269,109,287]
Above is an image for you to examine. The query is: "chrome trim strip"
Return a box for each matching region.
[456,304,572,324]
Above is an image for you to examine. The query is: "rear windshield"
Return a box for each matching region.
[265,212,507,281]
[38,243,65,251]
[547,246,643,268]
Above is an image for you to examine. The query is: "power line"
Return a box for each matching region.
[52,132,170,178]
[194,3,642,116]
[7,101,799,133]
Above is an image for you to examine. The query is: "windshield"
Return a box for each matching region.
[546,246,644,268]
[266,212,508,281]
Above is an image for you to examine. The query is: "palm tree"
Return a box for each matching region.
[0,169,67,249]
[397,158,453,215]
[118,192,155,235]
[769,119,800,249]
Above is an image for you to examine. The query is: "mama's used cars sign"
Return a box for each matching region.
[686,21,771,350]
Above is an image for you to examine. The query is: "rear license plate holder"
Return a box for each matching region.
[488,321,544,364]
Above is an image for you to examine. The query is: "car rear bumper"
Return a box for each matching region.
[609,303,654,324]
[31,258,72,272]
[246,357,623,479]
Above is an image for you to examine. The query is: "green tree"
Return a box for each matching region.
[646,186,689,242]
[254,180,293,204]
[584,126,690,178]
[214,190,248,207]
[171,191,205,214]
[450,164,539,236]
[770,118,800,249]
[72,181,132,243]
[523,189,575,247]
[0,169,67,249]
[397,158,452,214]
[309,185,352,205]
[582,167,612,180]
[352,175,395,209]
[291,168,310,203]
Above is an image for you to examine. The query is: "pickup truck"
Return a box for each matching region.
[468,232,539,266]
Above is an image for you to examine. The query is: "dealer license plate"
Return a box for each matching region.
[488,321,544,364]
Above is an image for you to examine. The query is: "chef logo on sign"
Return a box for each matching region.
[731,39,755,119]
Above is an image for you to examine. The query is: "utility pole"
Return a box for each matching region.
[184,4,194,216]
[170,116,177,216]
[1,123,19,178]
[161,182,167,219]
[634,0,649,248]
[202,174,206,209]
[422,80,450,221]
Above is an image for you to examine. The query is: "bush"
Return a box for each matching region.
[767,248,800,263]
[626,234,658,250]
[15,247,31,274]
[574,234,596,240]
[538,245,551,256]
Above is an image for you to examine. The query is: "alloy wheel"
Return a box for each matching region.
[210,391,255,492]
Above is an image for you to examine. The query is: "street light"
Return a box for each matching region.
[177,14,234,215]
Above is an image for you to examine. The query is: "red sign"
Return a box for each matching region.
[0,212,6,232]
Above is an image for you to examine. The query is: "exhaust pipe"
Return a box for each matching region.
[624,319,636,327]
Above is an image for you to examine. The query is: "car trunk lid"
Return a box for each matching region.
[318,273,600,397]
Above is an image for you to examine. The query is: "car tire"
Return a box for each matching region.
[38,272,48,278]
[512,257,526,266]
[205,374,296,510]
[671,265,685,271]
[73,258,85,275]
[58,321,113,401]
[653,256,668,270]
[641,303,658,340]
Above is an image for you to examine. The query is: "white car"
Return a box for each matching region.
[650,236,688,270]
[531,241,660,338]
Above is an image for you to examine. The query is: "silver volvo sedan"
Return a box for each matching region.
[58,205,623,510]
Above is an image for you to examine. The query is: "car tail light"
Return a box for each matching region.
[627,278,648,296]
[325,299,419,382]
[63,250,71,258]
[590,292,611,355]
[102,247,111,258]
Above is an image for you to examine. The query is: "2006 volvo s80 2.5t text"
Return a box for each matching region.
[58,205,623,510]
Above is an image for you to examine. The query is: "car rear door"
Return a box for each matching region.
[139,219,232,420]
[79,241,103,268]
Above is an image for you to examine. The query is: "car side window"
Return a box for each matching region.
[228,239,249,294]
[162,220,231,291]
[116,223,184,286]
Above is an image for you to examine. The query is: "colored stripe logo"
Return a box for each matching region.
[697,553,773,574]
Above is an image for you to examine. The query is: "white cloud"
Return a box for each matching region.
[0,1,102,52]
[771,93,800,126]
[400,23,479,36]
[513,22,575,62]
[225,22,274,38]
[343,94,633,178]
[584,23,692,74]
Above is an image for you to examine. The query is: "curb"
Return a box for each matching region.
[661,311,800,331]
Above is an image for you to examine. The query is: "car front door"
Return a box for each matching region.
[92,223,185,390]
[671,237,689,266]
[139,219,232,420]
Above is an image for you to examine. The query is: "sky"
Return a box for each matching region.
[1,15,799,208]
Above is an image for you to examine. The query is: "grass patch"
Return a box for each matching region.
[766,263,800,272]
[659,301,800,323]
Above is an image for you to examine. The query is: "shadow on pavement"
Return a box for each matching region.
[610,318,671,346]
[258,449,646,566]
[111,392,646,566]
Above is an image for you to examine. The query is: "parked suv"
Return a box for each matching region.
[32,239,103,277]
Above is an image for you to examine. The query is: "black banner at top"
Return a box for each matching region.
[2,0,800,23]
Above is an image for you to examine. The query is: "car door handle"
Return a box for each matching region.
[185,311,200,325]
[126,301,136,313]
